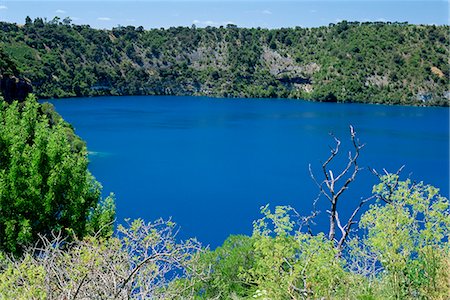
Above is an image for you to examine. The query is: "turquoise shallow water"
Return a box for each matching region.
[46,96,449,247]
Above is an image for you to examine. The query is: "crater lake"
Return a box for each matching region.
[45,96,449,247]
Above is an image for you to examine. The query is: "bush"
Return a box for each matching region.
[0,95,114,255]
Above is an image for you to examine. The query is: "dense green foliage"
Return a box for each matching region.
[0,95,114,255]
[180,177,449,299]
[0,47,19,77]
[0,18,448,105]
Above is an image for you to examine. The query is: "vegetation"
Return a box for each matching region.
[0,46,18,77]
[0,47,32,103]
[175,130,449,299]
[0,176,447,299]
[0,95,114,256]
[0,218,206,299]
[180,176,449,299]
[0,18,448,105]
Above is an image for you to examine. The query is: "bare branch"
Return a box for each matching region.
[336,195,376,253]
[309,125,374,253]
[321,133,341,183]
[3,219,209,300]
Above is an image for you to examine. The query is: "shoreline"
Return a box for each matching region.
[40,93,450,108]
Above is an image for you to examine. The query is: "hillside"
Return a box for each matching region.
[0,47,32,103]
[0,18,448,105]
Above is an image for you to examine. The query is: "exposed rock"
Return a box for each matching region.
[188,43,228,70]
[262,47,319,77]
[0,75,33,103]
[443,91,450,100]
[278,76,311,84]
[296,83,313,93]
[416,91,433,102]
[365,74,389,87]
[262,47,319,92]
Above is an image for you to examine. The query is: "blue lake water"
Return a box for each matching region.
[46,96,449,248]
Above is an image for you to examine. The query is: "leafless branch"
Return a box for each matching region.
[309,126,373,254]
[2,219,209,300]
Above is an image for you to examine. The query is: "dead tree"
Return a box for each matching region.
[309,125,374,253]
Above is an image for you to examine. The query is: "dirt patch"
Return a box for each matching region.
[431,66,444,78]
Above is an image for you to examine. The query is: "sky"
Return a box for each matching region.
[0,1,448,29]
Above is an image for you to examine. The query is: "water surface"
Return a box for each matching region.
[46,96,450,247]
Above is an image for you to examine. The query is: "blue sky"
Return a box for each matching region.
[0,1,448,29]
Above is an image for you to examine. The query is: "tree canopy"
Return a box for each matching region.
[0,95,114,255]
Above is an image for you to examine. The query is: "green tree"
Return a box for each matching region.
[0,95,114,255]
[245,205,348,299]
[186,235,255,299]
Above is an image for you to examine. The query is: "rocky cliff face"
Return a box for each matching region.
[0,75,33,103]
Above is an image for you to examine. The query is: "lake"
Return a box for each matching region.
[46,96,449,248]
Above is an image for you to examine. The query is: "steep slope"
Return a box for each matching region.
[0,19,448,105]
[0,47,32,103]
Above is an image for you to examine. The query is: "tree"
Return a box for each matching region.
[1,19,448,105]
[62,17,72,26]
[0,95,114,255]
[24,16,32,27]
[246,205,347,299]
[50,16,61,25]
[185,205,351,299]
[185,234,255,298]
[309,126,373,253]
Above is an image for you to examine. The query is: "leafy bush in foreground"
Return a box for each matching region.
[0,176,447,299]
[0,219,206,299]
[359,175,450,299]
[0,95,114,255]
[184,176,449,299]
